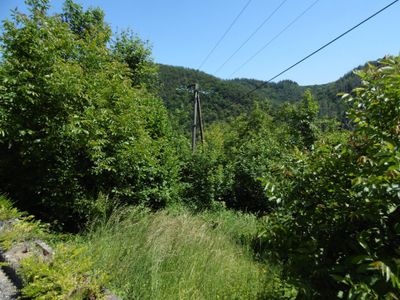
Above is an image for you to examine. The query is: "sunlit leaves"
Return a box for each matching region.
[258,56,400,298]
[0,0,180,228]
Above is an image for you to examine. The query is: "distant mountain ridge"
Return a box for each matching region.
[157,63,363,128]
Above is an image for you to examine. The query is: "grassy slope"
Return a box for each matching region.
[85,206,295,299]
[0,197,296,299]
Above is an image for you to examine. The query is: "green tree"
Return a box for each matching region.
[112,30,159,91]
[62,0,111,43]
[216,105,292,213]
[298,89,319,148]
[279,89,319,150]
[0,0,180,229]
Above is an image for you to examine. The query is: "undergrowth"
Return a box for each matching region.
[20,242,108,299]
[1,196,296,299]
[0,196,49,250]
[0,195,22,220]
[0,196,109,299]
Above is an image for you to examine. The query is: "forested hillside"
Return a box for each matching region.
[0,1,399,299]
[158,63,361,130]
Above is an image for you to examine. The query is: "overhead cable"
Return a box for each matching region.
[230,0,321,77]
[234,0,399,101]
[214,0,289,75]
[198,0,253,70]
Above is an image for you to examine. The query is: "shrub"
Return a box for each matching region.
[20,242,108,299]
[258,56,400,298]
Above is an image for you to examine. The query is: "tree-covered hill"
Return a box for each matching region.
[157,64,262,131]
[157,63,362,129]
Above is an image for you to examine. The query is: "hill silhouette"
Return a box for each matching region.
[157,63,363,129]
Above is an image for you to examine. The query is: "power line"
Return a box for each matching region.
[235,0,399,102]
[198,0,253,70]
[230,0,321,77]
[214,0,289,75]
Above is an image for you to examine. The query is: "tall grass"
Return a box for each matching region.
[85,206,291,299]
[1,196,296,299]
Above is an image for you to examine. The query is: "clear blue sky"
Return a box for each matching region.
[1,0,399,85]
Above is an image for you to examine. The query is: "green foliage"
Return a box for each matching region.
[224,104,303,213]
[1,2,395,299]
[0,195,22,220]
[0,198,109,299]
[0,215,49,250]
[0,0,180,228]
[112,30,159,90]
[258,56,400,298]
[340,57,400,298]
[182,104,294,214]
[62,0,111,43]
[157,64,263,133]
[298,89,319,148]
[20,242,108,299]
[227,107,290,212]
[157,64,361,133]
[277,89,320,150]
[0,196,50,250]
[181,124,233,210]
[1,196,298,299]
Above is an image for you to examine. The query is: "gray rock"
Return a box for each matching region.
[0,268,18,300]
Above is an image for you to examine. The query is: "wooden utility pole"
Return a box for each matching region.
[191,83,204,152]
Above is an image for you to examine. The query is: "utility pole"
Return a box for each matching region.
[191,83,204,152]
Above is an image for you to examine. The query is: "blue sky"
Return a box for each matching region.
[1,0,399,85]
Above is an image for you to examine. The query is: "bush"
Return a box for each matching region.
[182,104,294,214]
[181,124,233,210]
[20,242,108,299]
[225,105,292,213]
[257,56,400,298]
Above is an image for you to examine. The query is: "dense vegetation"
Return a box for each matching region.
[0,0,180,229]
[158,63,360,132]
[1,196,293,299]
[0,0,399,299]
